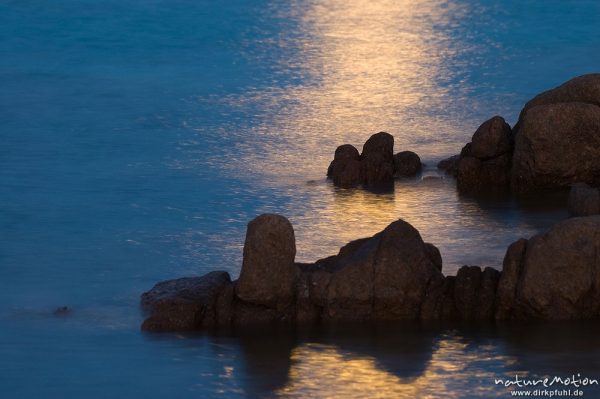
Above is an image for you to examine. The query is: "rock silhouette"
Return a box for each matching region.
[327,132,422,188]
[141,214,600,331]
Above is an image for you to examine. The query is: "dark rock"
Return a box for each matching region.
[327,144,363,188]
[236,214,299,311]
[518,74,600,120]
[497,216,600,320]
[495,239,528,320]
[568,183,600,216]
[141,271,231,331]
[456,116,513,194]
[393,151,422,177]
[437,155,460,176]
[511,102,600,193]
[470,116,512,159]
[424,243,442,271]
[361,132,395,186]
[457,153,511,194]
[453,266,500,321]
[323,221,444,321]
[460,142,472,158]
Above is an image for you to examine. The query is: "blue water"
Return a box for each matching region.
[2,0,600,397]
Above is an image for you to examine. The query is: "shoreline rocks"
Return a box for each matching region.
[141,213,600,332]
[437,74,600,196]
[327,132,423,188]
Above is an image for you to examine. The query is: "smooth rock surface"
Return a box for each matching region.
[512,102,600,193]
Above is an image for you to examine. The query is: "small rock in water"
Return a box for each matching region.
[54,306,71,316]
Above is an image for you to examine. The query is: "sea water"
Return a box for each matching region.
[2,0,600,397]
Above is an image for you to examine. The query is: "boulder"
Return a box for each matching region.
[393,151,422,177]
[141,271,232,331]
[327,132,421,188]
[236,214,299,311]
[568,183,600,216]
[518,74,600,120]
[324,220,444,321]
[361,132,395,186]
[327,144,362,188]
[455,116,513,194]
[470,116,513,159]
[496,216,600,320]
[511,102,600,193]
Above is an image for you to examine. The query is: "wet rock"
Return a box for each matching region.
[437,155,460,176]
[236,214,299,311]
[456,116,513,194]
[327,144,363,188]
[497,216,600,320]
[141,271,232,331]
[327,132,422,188]
[511,102,600,193]
[568,183,600,217]
[394,151,422,177]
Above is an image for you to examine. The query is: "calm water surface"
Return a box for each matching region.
[2,0,600,397]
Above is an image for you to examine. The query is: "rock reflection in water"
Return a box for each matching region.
[201,322,600,398]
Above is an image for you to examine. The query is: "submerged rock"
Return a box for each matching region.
[568,183,600,216]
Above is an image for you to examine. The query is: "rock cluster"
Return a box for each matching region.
[327,132,422,188]
[438,74,600,195]
[141,213,600,331]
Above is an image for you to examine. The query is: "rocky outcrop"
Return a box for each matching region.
[456,116,513,194]
[141,271,232,331]
[438,74,600,196]
[141,214,600,331]
[495,216,600,320]
[568,183,600,216]
[236,214,299,311]
[517,73,600,120]
[327,132,422,188]
[511,103,600,193]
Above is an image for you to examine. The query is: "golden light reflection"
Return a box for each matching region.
[276,336,513,398]
[232,0,475,181]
